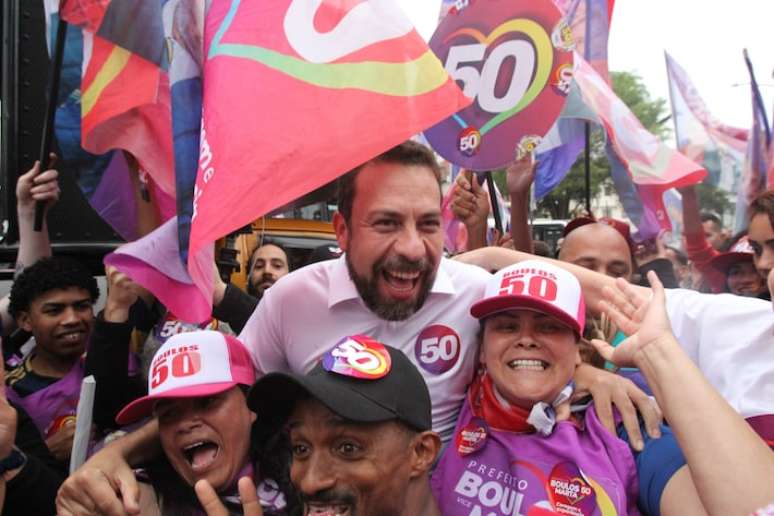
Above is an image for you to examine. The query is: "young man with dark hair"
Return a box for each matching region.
[6,257,99,463]
[700,212,727,251]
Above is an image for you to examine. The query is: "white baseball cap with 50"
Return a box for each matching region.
[470,260,586,335]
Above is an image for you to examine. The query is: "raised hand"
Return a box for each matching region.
[451,171,489,229]
[16,155,60,215]
[104,267,141,323]
[196,477,264,516]
[591,271,675,369]
[505,153,536,196]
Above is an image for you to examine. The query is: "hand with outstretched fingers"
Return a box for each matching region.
[196,477,264,516]
[590,271,676,369]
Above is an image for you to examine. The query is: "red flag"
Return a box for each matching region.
[80,34,174,195]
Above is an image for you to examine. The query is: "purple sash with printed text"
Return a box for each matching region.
[7,360,85,438]
[432,397,640,516]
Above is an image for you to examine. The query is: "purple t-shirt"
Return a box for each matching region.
[432,396,640,516]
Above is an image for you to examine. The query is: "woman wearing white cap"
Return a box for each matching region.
[113,331,293,516]
[431,261,722,516]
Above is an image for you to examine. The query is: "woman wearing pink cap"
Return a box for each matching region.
[113,330,292,516]
[431,260,711,516]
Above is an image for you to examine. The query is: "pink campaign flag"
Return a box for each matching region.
[573,55,706,235]
[665,52,747,192]
[104,217,213,323]
[185,0,470,314]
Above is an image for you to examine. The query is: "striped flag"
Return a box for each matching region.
[533,0,615,199]
[573,55,706,238]
[58,0,175,197]
[665,52,747,192]
[44,0,173,242]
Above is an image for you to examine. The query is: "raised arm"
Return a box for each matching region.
[1,159,61,335]
[506,155,536,254]
[593,271,774,515]
[15,158,60,274]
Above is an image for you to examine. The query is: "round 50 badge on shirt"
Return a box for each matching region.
[415,325,461,374]
[423,0,573,170]
[322,335,391,380]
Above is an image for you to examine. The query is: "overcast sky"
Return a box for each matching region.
[398,0,774,134]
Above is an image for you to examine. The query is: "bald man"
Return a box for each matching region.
[559,223,634,281]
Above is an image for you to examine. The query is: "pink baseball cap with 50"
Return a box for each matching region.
[470,260,586,335]
[116,330,255,425]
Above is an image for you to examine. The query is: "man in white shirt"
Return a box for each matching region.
[239,141,491,441]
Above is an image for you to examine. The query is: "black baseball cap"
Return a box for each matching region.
[247,336,432,431]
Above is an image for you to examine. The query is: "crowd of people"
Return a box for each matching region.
[0,141,772,515]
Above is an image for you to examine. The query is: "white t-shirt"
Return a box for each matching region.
[665,288,774,419]
[239,256,491,441]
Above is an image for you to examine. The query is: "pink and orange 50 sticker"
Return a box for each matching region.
[322,335,392,380]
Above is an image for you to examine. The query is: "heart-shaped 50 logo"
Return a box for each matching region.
[424,0,574,170]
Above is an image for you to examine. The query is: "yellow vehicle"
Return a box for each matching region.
[219,217,338,291]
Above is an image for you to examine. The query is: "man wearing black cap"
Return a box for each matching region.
[249,335,441,516]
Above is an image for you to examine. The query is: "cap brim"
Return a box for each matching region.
[470,294,581,335]
[247,372,398,426]
[709,252,752,274]
[115,381,239,425]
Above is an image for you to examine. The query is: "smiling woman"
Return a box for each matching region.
[431,260,705,516]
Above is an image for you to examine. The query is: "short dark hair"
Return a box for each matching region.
[749,190,774,227]
[337,141,442,223]
[665,246,688,266]
[248,240,290,272]
[8,257,99,318]
[700,212,722,228]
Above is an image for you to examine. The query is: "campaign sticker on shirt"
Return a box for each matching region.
[546,462,597,515]
[456,418,489,456]
[415,325,461,374]
[46,414,76,438]
[322,335,391,380]
[153,312,218,345]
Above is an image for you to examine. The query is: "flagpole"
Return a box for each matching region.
[34,17,68,232]
[485,172,504,234]
[744,49,771,146]
[584,122,591,215]
[664,52,682,150]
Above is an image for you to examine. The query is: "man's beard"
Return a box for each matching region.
[346,253,436,321]
[247,275,274,298]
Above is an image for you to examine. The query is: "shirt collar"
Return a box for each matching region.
[328,256,456,308]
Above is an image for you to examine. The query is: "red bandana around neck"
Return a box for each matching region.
[469,372,535,433]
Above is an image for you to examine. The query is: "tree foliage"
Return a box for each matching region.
[534,71,670,220]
